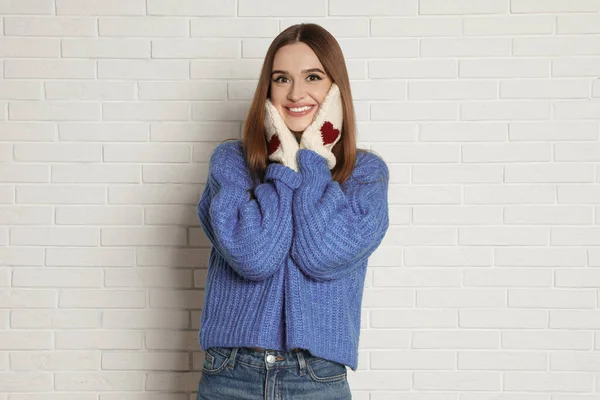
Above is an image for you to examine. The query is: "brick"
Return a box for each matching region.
[102,102,190,122]
[374,268,461,287]
[417,289,505,308]
[102,310,189,329]
[420,122,507,142]
[372,350,454,370]
[0,0,53,14]
[371,17,461,37]
[14,143,101,162]
[4,60,96,78]
[552,227,600,246]
[105,269,192,288]
[0,206,52,225]
[420,0,507,14]
[145,330,199,350]
[556,143,600,161]
[461,309,547,328]
[0,290,56,308]
[337,38,418,59]
[99,17,189,37]
[372,102,457,121]
[102,352,188,371]
[136,248,208,267]
[56,0,145,15]
[10,227,99,246]
[509,121,599,141]
[464,15,555,35]
[59,122,149,142]
[0,247,43,266]
[503,331,592,350]
[0,81,42,100]
[142,165,205,183]
[192,102,249,122]
[46,82,136,101]
[461,101,550,121]
[4,17,96,36]
[46,248,133,267]
[0,38,59,57]
[558,14,600,33]
[0,372,52,391]
[56,331,142,350]
[554,100,600,120]
[60,290,145,308]
[239,0,325,16]
[98,60,189,80]
[504,371,593,392]
[0,122,55,141]
[511,0,599,13]
[191,18,278,37]
[150,122,239,142]
[515,37,600,56]
[495,248,587,267]
[146,0,235,16]
[330,0,416,15]
[11,310,101,329]
[422,38,510,57]
[0,165,48,183]
[460,227,548,245]
[108,185,199,205]
[0,187,12,204]
[551,352,600,371]
[372,143,458,163]
[101,227,186,246]
[351,81,407,100]
[369,59,456,78]
[152,39,238,59]
[149,289,203,309]
[10,351,99,371]
[409,80,496,100]
[53,165,140,184]
[12,268,102,287]
[16,186,105,204]
[62,39,150,58]
[506,164,594,183]
[190,59,262,79]
[55,206,142,225]
[501,79,589,99]
[460,58,549,78]
[9,102,100,121]
[463,268,551,287]
[552,58,600,77]
[55,372,143,391]
[413,330,498,350]
[103,143,190,162]
[371,309,456,328]
[462,143,550,162]
[138,82,226,101]
[508,289,595,309]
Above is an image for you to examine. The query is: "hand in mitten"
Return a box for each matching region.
[264,98,300,172]
[299,83,343,170]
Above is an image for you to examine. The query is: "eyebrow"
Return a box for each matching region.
[271,68,326,76]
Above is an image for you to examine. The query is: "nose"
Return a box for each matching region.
[287,81,306,102]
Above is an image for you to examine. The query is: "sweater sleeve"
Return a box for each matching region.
[290,149,390,281]
[197,141,302,281]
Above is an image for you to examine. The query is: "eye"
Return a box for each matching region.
[273,76,288,84]
[307,74,322,81]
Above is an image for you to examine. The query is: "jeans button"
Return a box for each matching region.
[266,354,276,363]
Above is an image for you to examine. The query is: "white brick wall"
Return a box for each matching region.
[0,0,599,398]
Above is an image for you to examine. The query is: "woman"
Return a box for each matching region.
[196,23,389,399]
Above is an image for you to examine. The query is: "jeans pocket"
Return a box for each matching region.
[202,347,231,376]
[306,358,347,383]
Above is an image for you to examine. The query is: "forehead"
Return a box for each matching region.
[272,42,324,72]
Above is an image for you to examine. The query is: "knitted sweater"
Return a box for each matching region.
[196,139,389,371]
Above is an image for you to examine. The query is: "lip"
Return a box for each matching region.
[284,104,316,118]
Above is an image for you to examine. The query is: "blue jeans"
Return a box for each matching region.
[197,347,352,399]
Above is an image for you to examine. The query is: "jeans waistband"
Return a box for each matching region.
[209,346,321,371]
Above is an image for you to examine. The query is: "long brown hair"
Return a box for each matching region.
[240,23,360,185]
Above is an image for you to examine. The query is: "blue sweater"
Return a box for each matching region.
[197,139,389,371]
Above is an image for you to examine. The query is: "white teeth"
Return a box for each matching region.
[289,106,312,112]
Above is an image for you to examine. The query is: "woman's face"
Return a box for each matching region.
[269,42,333,136]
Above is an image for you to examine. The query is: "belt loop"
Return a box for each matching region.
[226,347,238,369]
[295,350,306,376]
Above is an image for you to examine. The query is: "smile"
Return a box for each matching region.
[284,105,315,117]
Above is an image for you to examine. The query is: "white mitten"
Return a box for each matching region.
[264,98,300,172]
[299,83,343,170]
